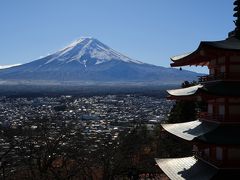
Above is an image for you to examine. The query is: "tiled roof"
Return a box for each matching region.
[171,37,240,67]
[162,120,218,141]
[162,120,240,144]
[155,156,217,180]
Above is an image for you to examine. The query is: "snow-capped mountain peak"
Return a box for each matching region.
[44,37,144,66]
[67,37,93,47]
[0,37,200,84]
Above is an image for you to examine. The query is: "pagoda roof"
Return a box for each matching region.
[162,120,240,144]
[162,120,218,141]
[167,84,203,97]
[167,82,240,99]
[155,156,217,180]
[202,37,240,50]
[171,37,240,67]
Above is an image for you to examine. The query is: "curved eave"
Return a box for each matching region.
[171,50,210,67]
[161,120,218,141]
[167,84,203,97]
[167,82,240,99]
[171,37,240,67]
[155,156,217,180]
[162,120,240,144]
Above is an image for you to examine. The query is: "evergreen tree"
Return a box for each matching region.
[167,81,198,123]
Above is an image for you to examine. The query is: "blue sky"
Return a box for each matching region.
[0,0,234,73]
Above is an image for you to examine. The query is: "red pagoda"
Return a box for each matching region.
[155,1,240,179]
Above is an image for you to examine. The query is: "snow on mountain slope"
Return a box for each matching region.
[44,37,143,66]
[0,64,21,69]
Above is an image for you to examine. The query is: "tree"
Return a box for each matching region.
[167,81,198,123]
[109,125,162,179]
[4,117,95,180]
[157,81,199,159]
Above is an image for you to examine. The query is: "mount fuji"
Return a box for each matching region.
[0,37,199,84]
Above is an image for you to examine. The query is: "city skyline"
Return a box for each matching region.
[0,0,233,73]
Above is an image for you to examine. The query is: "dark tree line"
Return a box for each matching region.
[157,81,207,159]
[167,81,198,123]
[0,117,164,180]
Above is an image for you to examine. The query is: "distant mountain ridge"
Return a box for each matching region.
[0,37,200,84]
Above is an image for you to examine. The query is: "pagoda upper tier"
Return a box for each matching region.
[171,37,240,67]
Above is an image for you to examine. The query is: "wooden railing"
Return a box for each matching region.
[198,112,225,122]
[196,151,240,168]
[199,112,240,123]
[198,73,225,82]
[198,72,240,82]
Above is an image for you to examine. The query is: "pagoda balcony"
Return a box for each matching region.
[198,73,240,82]
[198,73,225,82]
[195,153,240,169]
[199,112,240,123]
[199,112,225,122]
[194,154,227,168]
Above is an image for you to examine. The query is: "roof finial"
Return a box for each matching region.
[233,0,240,38]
